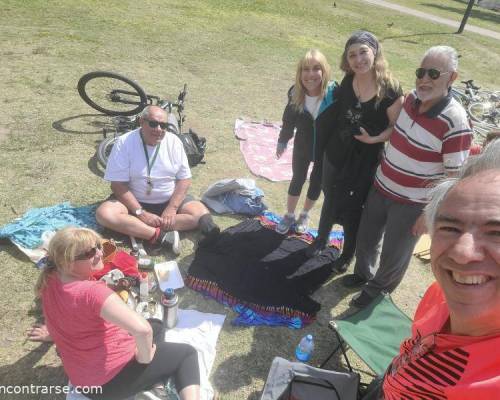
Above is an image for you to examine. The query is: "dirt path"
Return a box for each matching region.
[360,0,500,40]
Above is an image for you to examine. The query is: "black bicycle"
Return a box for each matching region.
[77,71,192,167]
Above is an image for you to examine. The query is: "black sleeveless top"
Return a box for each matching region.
[322,74,402,211]
[325,74,402,170]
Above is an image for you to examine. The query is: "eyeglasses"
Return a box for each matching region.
[415,68,451,80]
[75,243,103,261]
[145,119,169,129]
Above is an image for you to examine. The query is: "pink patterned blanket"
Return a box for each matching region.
[234,118,311,182]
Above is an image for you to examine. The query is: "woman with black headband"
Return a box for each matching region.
[306,31,403,273]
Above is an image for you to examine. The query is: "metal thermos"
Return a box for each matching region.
[161,288,179,329]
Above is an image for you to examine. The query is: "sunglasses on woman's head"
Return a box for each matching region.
[415,68,451,80]
[146,119,169,129]
[75,243,103,261]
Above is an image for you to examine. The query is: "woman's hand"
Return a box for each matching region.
[100,293,154,365]
[135,343,156,364]
[354,126,377,144]
[276,142,287,159]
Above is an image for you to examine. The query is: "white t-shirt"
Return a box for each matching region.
[104,128,192,204]
[305,95,321,120]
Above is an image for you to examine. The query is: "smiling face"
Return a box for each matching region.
[300,59,323,96]
[346,43,375,76]
[140,106,168,146]
[431,170,500,335]
[416,54,456,110]
[69,243,104,280]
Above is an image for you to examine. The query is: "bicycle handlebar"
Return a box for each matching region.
[461,80,480,90]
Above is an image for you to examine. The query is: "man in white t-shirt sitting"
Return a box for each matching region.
[96,105,219,255]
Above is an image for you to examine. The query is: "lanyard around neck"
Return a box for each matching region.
[140,131,160,179]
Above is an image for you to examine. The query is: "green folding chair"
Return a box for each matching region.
[320,293,412,377]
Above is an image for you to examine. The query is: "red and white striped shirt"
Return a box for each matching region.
[375,91,472,204]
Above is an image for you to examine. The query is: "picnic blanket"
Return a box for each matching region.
[0,202,100,262]
[234,118,312,182]
[187,212,343,328]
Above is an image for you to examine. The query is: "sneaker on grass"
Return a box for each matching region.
[295,211,310,234]
[276,213,295,235]
[135,386,171,400]
[159,230,181,256]
[350,290,378,308]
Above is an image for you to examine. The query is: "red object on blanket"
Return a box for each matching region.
[91,242,139,279]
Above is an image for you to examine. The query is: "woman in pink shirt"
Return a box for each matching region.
[36,227,200,400]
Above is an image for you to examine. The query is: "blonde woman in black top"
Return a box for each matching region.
[276,49,338,235]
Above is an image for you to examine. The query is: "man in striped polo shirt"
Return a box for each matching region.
[342,46,473,308]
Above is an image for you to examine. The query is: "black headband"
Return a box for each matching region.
[345,31,379,55]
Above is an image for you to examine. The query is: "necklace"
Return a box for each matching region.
[354,77,362,109]
[139,131,160,195]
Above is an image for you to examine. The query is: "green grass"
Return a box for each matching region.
[0,1,499,399]
[385,0,500,32]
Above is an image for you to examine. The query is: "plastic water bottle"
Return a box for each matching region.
[295,334,314,362]
[139,272,149,302]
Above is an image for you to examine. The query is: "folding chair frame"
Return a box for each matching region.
[320,294,412,391]
[319,321,376,393]
[320,321,379,376]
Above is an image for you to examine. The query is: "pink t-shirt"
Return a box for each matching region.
[42,274,136,386]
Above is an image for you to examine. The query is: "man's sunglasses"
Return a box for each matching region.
[415,68,451,80]
[145,119,169,129]
[75,243,103,261]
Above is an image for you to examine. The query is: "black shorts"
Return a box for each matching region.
[139,194,195,216]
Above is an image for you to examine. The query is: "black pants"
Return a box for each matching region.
[288,154,322,201]
[316,157,363,261]
[89,320,200,400]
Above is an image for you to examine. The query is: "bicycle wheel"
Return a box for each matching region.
[97,135,119,168]
[78,71,148,116]
[468,102,493,123]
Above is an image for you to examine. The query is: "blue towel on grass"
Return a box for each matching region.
[0,202,100,249]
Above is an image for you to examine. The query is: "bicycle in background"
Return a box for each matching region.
[77,71,205,168]
[451,79,500,143]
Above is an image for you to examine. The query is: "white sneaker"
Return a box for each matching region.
[295,212,310,234]
[276,213,295,234]
[159,230,181,256]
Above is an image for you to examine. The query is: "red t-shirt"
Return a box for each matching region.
[42,274,136,386]
[383,282,500,399]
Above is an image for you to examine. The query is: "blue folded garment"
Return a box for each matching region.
[0,202,100,249]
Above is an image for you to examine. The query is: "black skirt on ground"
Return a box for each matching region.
[187,218,340,323]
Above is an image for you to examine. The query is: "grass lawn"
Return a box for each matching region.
[385,0,500,32]
[0,1,499,399]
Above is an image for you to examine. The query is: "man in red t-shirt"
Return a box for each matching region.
[362,139,500,399]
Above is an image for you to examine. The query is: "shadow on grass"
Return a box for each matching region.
[0,344,66,400]
[52,113,113,135]
[87,153,105,179]
[0,241,37,265]
[422,2,500,26]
